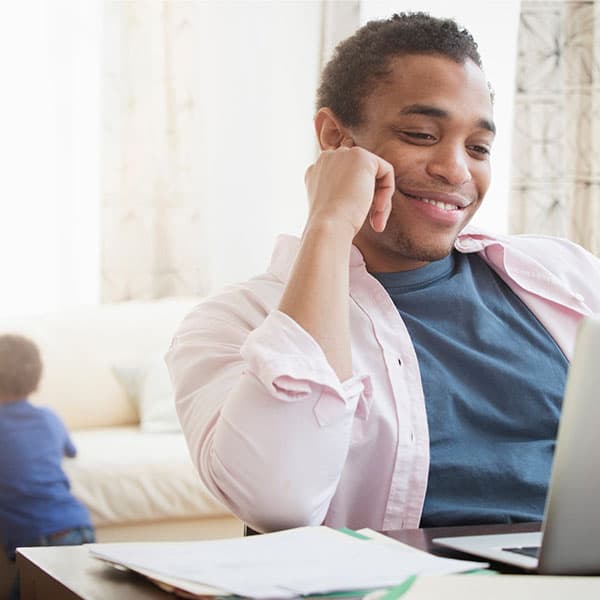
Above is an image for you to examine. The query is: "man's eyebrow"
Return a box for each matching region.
[398,104,496,135]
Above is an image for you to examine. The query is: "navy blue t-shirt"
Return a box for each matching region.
[0,399,92,553]
[373,251,568,526]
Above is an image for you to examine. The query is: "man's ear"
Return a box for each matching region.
[314,108,354,150]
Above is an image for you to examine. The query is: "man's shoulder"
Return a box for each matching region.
[175,273,284,341]
[503,233,600,278]
[461,227,598,265]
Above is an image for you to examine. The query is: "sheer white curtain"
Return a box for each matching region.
[101,1,323,301]
[1,1,324,313]
[0,1,102,317]
[1,1,522,316]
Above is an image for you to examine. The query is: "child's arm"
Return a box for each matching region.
[64,435,77,458]
[48,408,78,457]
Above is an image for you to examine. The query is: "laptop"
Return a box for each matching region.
[433,314,600,575]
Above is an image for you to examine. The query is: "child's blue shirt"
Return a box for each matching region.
[0,399,92,553]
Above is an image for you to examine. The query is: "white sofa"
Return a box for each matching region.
[0,298,242,545]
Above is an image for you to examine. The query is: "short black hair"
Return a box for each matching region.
[0,334,43,400]
[316,12,483,127]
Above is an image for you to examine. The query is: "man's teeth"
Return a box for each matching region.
[417,197,458,211]
[403,191,464,211]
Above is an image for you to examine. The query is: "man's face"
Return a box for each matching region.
[350,54,495,272]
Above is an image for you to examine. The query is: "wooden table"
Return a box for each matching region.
[16,522,542,599]
[17,545,168,600]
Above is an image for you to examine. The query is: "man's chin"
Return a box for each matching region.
[394,235,456,264]
[355,227,459,271]
[409,246,454,264]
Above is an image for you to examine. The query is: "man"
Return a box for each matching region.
[166,13,600,533]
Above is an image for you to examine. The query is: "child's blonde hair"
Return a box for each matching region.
[0,334,43,400]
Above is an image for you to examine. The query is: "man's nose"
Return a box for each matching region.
[425,144,472,186]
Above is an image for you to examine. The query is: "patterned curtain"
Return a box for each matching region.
[510,0,600,255]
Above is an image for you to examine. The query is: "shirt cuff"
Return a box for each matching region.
[240,310,373,426]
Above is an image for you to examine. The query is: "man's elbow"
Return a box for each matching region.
[217,473,335,534]
[238,492,329,534]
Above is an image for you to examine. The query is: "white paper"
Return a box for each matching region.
[89,526,486,599]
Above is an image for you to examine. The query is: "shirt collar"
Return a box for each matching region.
[269,226,508,282]
[455,224,509,253]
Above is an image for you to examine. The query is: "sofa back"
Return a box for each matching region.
[0,298,200,430]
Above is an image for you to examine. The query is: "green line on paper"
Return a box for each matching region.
[337,528,372,540]
[375,574,417,600]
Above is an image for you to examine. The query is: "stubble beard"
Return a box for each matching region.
[391,230,455,264]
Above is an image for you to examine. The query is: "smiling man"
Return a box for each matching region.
[167,13,600,533]
[345,56,494,271]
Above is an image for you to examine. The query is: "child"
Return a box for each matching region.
[0,334,95,600]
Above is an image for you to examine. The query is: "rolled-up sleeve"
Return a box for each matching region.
[166,305,371,533]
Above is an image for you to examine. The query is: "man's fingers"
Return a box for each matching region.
[374,154,394,183]
[372,154,394,226]
[369,155,394,232]
[369,201,392,232]
[305,145,394,235]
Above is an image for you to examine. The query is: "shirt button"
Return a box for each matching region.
[409,431,415,443]
[574,293,584,303]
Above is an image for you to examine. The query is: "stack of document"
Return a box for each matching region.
[89,526,486,598]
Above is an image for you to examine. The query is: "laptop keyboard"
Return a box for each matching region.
[502,545,540,559]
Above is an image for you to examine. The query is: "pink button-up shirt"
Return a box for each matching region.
[166,228,600,533]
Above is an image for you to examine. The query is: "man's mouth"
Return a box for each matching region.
[400,189,473,212]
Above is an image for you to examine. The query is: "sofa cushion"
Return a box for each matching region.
[112,353,181,433]
[0,298,199,429]
[64,427,230,527]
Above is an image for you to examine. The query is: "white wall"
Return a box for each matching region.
[360,1,522,234]
[0,1,102,317]
[189,1,320,293]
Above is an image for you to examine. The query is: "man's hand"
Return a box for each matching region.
[278,146,394,381]
[304,145,395,239]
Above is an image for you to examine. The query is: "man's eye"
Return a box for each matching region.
[402,131,436,141]
[469,145,491,156]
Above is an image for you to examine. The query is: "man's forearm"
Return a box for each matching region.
[278,220,354,381]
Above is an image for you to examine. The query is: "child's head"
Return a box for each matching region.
[0,334,43,403]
